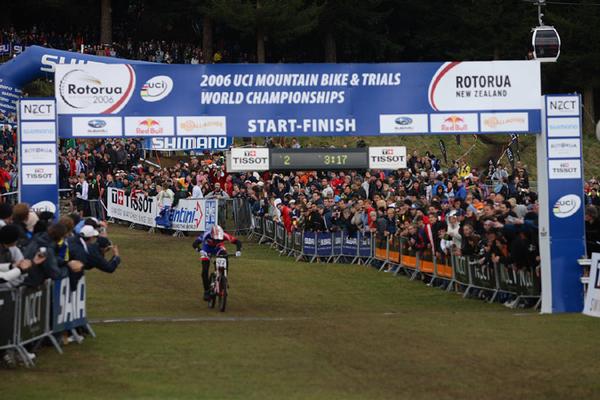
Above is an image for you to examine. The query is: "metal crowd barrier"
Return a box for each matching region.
[0,277,93,368]
[247,218,541,307]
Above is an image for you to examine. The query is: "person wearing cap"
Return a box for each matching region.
[23,223,83,287]
[66,225,117,280]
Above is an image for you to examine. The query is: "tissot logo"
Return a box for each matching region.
[230,148,270,171]
[368,146,407,169]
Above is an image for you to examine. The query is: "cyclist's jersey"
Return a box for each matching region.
[193,230,241,260]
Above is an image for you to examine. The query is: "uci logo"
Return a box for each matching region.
[140,75,173,102]
[552,194,581,218]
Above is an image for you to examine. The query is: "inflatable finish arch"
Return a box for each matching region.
[0,45,149,115]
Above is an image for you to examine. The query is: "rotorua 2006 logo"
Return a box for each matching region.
[553,194,581,218]
[58,65,135,114]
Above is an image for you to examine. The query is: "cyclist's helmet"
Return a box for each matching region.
[211,224,225,241]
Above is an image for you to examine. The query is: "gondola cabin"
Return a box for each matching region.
[532,26,561,62]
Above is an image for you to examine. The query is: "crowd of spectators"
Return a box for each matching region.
[0,26,251,64]
[0,201,121,367]
[52,136,600,270]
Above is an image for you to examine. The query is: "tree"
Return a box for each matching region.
[545,1,600,135]
[316,0,399,62]
[208,0,321,62]
[100,0,112,45]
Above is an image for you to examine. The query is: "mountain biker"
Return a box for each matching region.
[192,224,242,301]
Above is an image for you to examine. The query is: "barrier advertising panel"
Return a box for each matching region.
[0,289,17,347]
[52,276,87,332]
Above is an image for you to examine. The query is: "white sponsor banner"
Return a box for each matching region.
[548,138,581,159]
[428,61,541,111]
[176,116,227,136]
[22,164,56,185]
[72,117,122,137]
[480,112,529,132]
[169,199,218,232]
[107,188,157,227]
[430,113,479,133]
[124,116,174,136]
[106,188,218,231]
[20,121,56,142]
[19,100,55,120]
[584,253,600,318]
[547,117,580,137]
[55,64,136,114]
[378,114,428,134]
[229,148,269,172]
[546,96,580,117]
[368,146,407,169]
[21,143,56,164]
[548,159,581,180]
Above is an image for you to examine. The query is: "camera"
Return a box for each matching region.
[37,247,47,258]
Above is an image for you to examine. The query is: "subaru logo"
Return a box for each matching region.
[395,117,413,126]
[88,119,107,129]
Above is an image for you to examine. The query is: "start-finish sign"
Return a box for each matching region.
[54,61,542,138]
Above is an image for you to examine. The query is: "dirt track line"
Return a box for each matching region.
[89,316,312,324]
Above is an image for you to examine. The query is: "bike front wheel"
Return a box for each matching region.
[218,276,228,312]
[207,273,217,309]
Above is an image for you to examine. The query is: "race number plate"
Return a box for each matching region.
[216,257,228,269]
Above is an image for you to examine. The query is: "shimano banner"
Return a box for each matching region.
[142,136,232,151]
[53,61,542,138]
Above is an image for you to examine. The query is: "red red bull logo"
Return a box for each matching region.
[441,116,468,131]
[136,118,163,135]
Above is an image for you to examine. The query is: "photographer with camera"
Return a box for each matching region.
[22,223,83,287]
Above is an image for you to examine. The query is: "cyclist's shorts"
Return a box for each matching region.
[200,244,226,260]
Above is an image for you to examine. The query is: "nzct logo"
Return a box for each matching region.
[140,75,173,102]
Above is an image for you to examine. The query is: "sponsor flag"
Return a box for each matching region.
[506,147,515,170]
[439,139,447,165]
[510,133,520,160]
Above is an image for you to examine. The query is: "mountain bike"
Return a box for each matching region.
[207,253,229,312]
